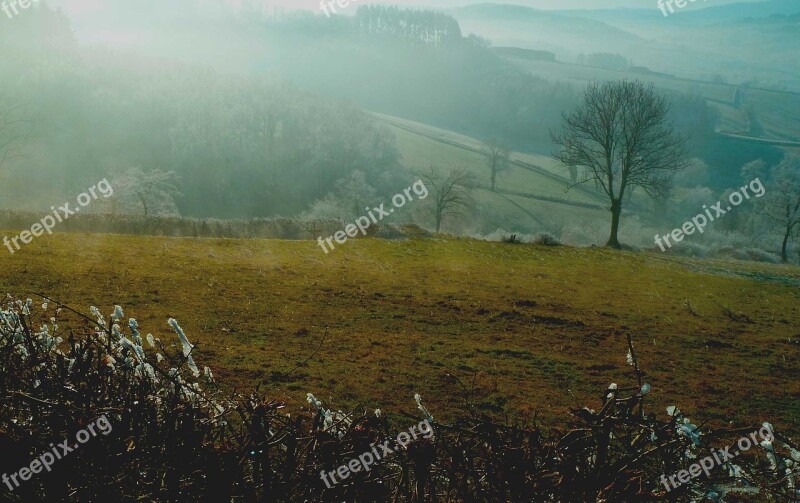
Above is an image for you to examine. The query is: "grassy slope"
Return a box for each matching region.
[4,232,799,433]
[378,113,655,244]
[376,112,602,203]
[378,114,622,236]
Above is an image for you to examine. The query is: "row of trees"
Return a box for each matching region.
[355,5,462,46]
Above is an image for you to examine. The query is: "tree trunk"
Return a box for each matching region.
[136,191,149,217]
[606,199,622,249]
[781,226,791,263]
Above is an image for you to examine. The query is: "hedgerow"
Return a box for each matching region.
[0,296,798,502]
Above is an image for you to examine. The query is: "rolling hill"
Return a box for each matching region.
[455,2,800,91]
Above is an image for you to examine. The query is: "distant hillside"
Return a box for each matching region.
[667,0,800,23]
[557,0,800,28]
[451,4,642,57]
[456,2,800,92]
[492,47,556,62]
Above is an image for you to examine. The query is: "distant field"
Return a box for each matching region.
[376,112,651,240]
[504,58,737,102]
[4,232,799,433]
[503,58,800,144]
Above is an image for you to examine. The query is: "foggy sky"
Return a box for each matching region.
[263,0,763,10]
[51,0,768,15]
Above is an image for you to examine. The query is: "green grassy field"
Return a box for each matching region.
[3,231,799,433]
[376,112,658,243]
[376,113,628,234]
[375,112,605,205]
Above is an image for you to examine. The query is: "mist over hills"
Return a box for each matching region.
[664,0,796,21]
[450,1,800,89]
[0,0,796,231]
[553,0,798,25]
[451,3,644,55]
[5,2,800,502]
[42,0,799,91]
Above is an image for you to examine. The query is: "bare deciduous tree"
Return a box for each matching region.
[422,167,474,233]
[484,142,509,191]
[0,97,28,173]
[552,80,688,248]
[761,156,800,262]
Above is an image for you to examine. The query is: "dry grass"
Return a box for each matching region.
[2,230,799,433]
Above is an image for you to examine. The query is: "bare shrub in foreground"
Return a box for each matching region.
[1,296,798,502]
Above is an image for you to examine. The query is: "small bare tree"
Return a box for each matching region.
[0,97,28,173]
[761,156,800,262]
[484,142,509,191]
[552,80,688,248]
[422,167,474,233]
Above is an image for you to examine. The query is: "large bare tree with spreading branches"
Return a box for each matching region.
[552,81,688,248]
